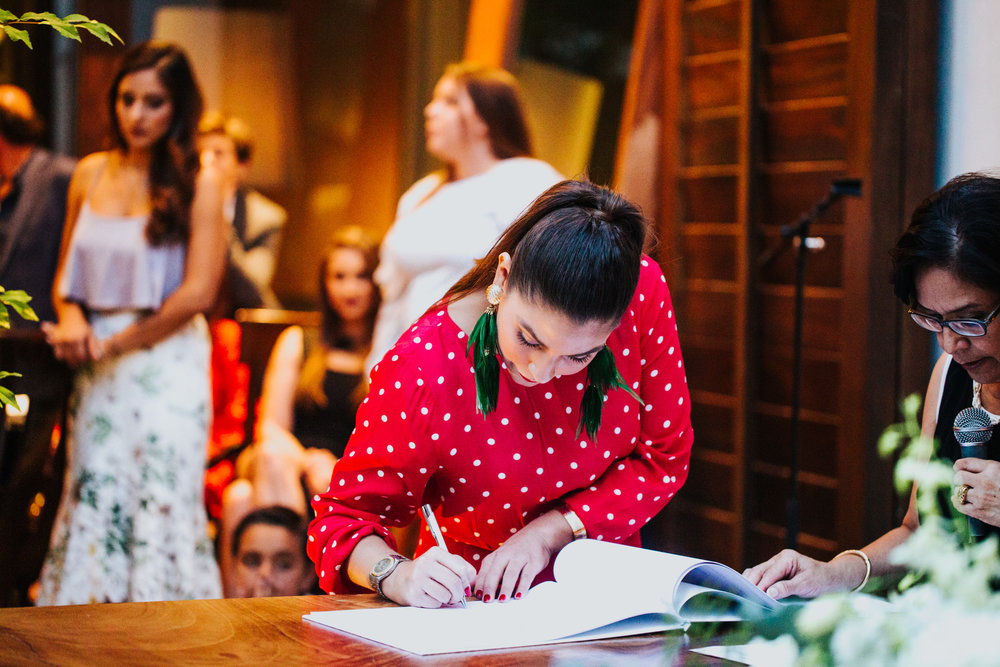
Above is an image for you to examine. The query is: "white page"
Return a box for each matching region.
[554,540,778,616]
[305,541,780,655]
[305,585,685,656]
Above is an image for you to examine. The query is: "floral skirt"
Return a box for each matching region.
[37,312,222,605]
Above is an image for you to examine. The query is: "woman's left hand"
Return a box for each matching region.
[473,509,573,603]
[953,457,1000,527]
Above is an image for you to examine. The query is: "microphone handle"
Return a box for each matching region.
[960,442,988,537]
[960,442,987,459]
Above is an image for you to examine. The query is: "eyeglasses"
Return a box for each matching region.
[908,302,1000,337]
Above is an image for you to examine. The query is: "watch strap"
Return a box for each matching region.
[369,554,409,598]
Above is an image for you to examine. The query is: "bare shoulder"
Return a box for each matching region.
[272,325,305,362]
[921,353,952,437]
[72,152,109,181]
[195,162,225,191]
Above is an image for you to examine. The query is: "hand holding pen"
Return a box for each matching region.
[421,503,469,608]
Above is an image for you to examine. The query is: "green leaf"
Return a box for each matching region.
[0,305,9,329]
[0,385,20,410]
[0,371,22,381]
[78,21,120,45]
[18,12,61,22]
[47,20,82,42]
[2,11,121,46]
[2,24,32,48]
[0,290,38,321]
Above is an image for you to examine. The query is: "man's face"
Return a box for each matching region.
[199,132,242,191]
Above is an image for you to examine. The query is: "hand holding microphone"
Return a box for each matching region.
[953,406,995,537]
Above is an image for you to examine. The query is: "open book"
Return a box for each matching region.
[304,539,781,655]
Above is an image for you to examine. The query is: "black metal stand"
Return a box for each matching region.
[779,179,862,549]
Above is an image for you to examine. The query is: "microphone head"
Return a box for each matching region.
[831,178,863,198]
[954,406,995,445]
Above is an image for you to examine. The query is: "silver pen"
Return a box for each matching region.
[420,503,468,608]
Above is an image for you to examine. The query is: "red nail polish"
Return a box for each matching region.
[515,592,522,599]
[475,590,483,599]
[464,586,471,596]
[483,594,491,603]
[499,594,506,601]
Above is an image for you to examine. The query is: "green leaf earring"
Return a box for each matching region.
[467,284,502,415]
[576,346,644,440]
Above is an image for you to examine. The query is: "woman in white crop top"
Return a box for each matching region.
[36,42,227,605]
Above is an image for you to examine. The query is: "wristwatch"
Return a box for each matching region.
[369,554,409,598]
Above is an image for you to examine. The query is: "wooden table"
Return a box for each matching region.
[0,594,740,665]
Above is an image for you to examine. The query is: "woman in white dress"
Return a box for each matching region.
[366,63,563,372]
[37,41,226,604]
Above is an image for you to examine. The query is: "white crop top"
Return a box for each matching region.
[58,202,185,310]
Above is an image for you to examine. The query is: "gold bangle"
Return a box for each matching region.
[560,505,587,540]
[834,549,871,592]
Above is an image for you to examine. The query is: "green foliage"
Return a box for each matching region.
[745,394,1000,665]
[0,9,122,49]
[0,287,37,410]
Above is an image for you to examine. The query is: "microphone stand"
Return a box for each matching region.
[780,179,862,549]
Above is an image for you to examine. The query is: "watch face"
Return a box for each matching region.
[372,556,396,577]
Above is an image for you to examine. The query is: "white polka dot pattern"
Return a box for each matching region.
[308,257,693,595]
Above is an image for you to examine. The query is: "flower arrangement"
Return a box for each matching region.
[748,394,1000,666]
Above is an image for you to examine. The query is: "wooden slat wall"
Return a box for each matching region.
[637,0,938,570]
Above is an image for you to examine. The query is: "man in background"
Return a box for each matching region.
[198,110,287,316]
[0,85,75,606]
[198,112,288,523]
[0,85,75,326]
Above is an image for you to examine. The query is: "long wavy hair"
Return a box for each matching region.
[296,226,381,409]
[108,41,203,245]
[446,180,648,326]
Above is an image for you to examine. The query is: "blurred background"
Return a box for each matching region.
[4,0,1000,576]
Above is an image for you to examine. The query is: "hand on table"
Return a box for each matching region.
[474,510,570,603]
[381,545,475,609]
[742,549,853,600]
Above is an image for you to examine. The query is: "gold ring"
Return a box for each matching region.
[957,483,971,505]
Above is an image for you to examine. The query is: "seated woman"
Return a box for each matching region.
[220,226,379,594]
[745,172,1000,599]
[229,506,316,597]
[308,180,694,608]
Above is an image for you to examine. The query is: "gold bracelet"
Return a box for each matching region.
[834,549,871,592]
[559,505,587,540]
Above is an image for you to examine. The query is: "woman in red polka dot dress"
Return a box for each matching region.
[308,180,693,607]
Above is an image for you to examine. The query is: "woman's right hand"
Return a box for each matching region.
[742,548,860,600]
[380,546,476,608]
[41,307,98,367]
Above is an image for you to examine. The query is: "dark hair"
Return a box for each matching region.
[0,100,44,146]
[445,62,532,160]
[891,172,1000,305]
[108,41,203,245]
[447,180,647,324]
[231,505,308,561]
[198,109,254,163]
[297,225,381,409]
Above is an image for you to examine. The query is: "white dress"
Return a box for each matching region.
[366,157,563,372]
[36,202,221,605]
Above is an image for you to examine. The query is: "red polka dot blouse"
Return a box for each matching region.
[308,257,693,593]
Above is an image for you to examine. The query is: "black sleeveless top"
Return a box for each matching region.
[293,369,361,459]
[932,358,1000,540]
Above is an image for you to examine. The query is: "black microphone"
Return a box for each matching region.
[831,178,862,198]
[953,406,994,537]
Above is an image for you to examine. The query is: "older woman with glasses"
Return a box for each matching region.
[744,172,1000,600]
